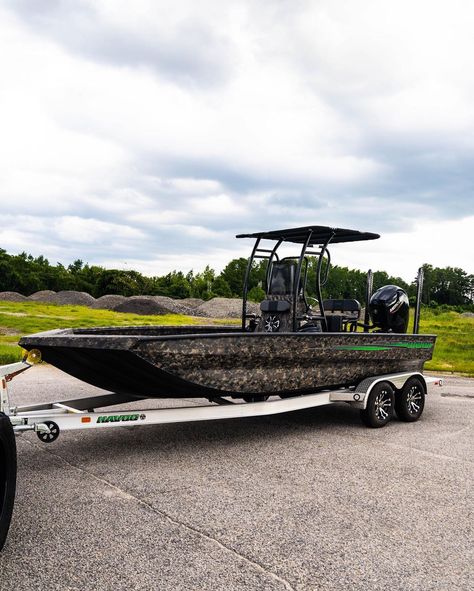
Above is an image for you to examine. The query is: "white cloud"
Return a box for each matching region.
[330,216,474,280]
[0,0,473,281]
[53,216,145,243]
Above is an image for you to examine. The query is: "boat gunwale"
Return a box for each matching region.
[19,327,437,346]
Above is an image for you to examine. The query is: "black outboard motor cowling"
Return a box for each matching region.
[369,285,409,333]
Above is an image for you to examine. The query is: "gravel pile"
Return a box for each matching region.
[196,297,259,318]
[113,297,170,316]
[28,290,57,302]
[151,296,198,316]
[91,295,127,310]
[0,291,27,302]
[180,298,205,309]
[148,296,188,315]
[3,288,256,319]
[51,291,97,306]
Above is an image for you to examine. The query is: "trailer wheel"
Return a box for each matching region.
[0,413,17,551]
[395,377,425,422]
[360,382,395,428]
[36,421,60,443]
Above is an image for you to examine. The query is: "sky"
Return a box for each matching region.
[0,0,473,283]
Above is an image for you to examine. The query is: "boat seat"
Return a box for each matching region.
[260,300,291,313]
[258,296,306,332]
[326,314,343,332]
[256,261,308,332]
[323,299,361,332]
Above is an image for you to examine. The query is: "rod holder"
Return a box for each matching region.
[413,267,424,334]
[364,269,373,332]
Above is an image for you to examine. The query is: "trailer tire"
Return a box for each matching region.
[0,412,17,551]
[395,377,425,422]
[360,382,395,428]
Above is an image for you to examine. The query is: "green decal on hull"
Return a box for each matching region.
[334,342,433,352]
[391,342,434,349]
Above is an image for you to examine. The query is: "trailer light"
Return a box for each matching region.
[81,417,91,423]
[353,393,360,401]
[26,349,42,364]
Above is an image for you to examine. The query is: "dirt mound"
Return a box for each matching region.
[28,290,57,302]
[196,297,259,318]
[180,298,205,309]
[91,295,128,310]
[99,295,196,316]
[0,291,27,302]
[113,297,170,316]
[0,288,261,319]
[148,296,183,313]
[51,291,96,307]
[149,296,197,315]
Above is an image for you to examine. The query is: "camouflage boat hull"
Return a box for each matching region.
[19,326,436,399]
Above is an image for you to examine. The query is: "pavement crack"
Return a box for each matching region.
[24,438,296,591]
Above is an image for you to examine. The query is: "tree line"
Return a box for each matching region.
[0,248,472,308]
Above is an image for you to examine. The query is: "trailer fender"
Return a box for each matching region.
[354,372,426,409]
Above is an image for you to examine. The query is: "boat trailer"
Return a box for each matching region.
[0,360,442,550]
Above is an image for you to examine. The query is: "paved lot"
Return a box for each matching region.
[0,366,472,591]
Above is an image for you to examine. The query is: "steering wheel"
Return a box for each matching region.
[306,296,319,308]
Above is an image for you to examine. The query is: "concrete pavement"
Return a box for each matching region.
[0,366,472,590]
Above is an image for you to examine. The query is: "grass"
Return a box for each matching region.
[0,302,472,376]
[420,309,474,376]
[0,301,237,365]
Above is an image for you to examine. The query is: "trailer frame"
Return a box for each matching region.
[0,362,443,443]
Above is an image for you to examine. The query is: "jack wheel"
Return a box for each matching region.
[360,382,395,428]
[395,377,426,422]
[0,412,17,551]
[37,421,60,443]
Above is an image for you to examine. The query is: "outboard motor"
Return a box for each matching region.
[369,285,409,333]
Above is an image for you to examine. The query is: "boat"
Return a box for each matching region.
[1,225,441,550]
[0,224,441,552]
[19,225,436,400]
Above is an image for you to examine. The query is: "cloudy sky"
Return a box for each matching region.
[0,0,473,282]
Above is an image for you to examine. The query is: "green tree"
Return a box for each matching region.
[212,276,232,298]
[189,266,215,300]
[219,258,248,296]
[95,269,148,297]
[420,264,474,306]
[247,285,265,302]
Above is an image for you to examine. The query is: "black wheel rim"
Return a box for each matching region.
[406,386,422,415]
[38,422,59,443]
[374,389,392,421]
[264,315,280,332]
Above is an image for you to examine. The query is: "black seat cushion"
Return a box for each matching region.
[260,300,291,313]
[323,299,361,315]
[326,315,343,332]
